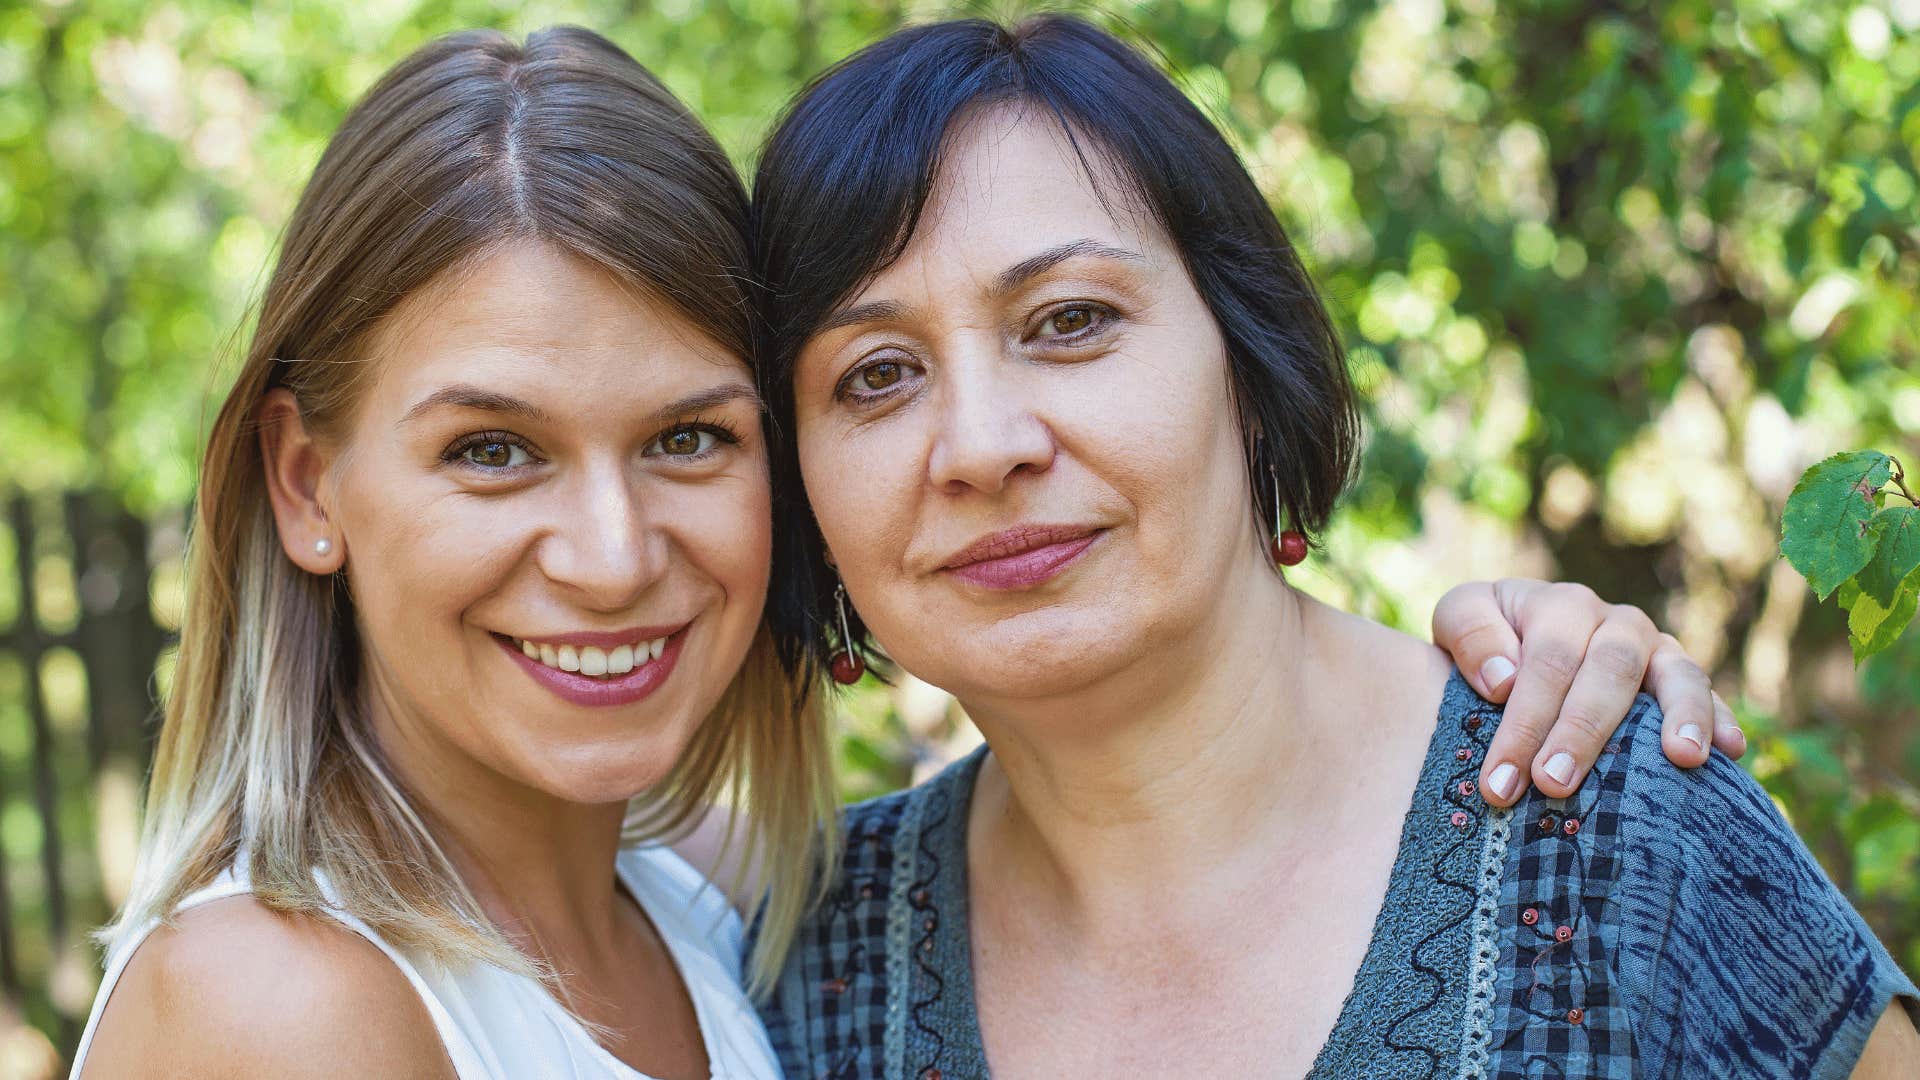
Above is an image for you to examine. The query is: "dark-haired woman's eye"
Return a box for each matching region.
[1044,307,1094,336]
[1035,303,1111,341]
[836,353,922,405]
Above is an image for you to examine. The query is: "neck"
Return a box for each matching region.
[964,568,1448,928]
[362,673,630,956]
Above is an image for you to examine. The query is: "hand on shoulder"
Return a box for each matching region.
[80,894,454,1080]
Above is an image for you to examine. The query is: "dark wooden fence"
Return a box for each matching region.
[0,490,175,1067]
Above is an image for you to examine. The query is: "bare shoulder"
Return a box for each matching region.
[1852,999,1920,1078]
[80,894,454,1080]
[670,804,765,915]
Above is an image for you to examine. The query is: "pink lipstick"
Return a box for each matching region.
[940,525,1101,590]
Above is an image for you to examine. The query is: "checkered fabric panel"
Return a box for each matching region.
[760,790,913,1080]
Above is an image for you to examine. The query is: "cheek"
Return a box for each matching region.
[336,477,529,643]
[1060,351,1244,524]
[686,476,775,600]
[798,424,912,567]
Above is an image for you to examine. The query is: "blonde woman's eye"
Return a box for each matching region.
[463,440,530,468]
[659,429,712,456]
[649,424,737,458]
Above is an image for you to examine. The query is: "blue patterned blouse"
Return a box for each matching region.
[758,671,1918,1079]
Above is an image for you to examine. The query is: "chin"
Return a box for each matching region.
[895,606,1144,702]
[522,726,694,806]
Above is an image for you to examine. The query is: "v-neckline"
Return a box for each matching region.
[921,670,1494,1078]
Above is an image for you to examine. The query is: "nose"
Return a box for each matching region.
[926,351,1056,495]
[539,462,667,611]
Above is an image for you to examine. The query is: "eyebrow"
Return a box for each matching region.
[813,239,1145,337]
[400,384,551,426]
[399,381,760,427]
[646,382,762,425]
[990,239,1143,296]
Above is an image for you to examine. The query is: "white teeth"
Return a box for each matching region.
[515,634,671,678]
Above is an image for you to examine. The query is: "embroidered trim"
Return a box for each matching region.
[907,783,953,1072]
[882,786,929,1079]
[1456,803,1512,1080]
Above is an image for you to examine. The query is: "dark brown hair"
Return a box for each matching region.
[752,14,1360,675]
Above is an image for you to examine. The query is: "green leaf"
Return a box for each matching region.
[1781,450,1893,599]
[1843,505,1920,663]
[1849,568,1920,664]
[1856,506,1920,606]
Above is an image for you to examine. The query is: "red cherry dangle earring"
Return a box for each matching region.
[829,581,865,685]
[1269,464,1307,567]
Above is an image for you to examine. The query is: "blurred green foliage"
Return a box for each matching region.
[1,0,1917,1070]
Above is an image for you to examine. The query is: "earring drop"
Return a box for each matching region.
[829,581,865,685]
[314,537,333,557]
[1269,467,1307,567]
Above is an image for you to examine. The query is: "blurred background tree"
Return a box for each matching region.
[2,0,1916,1071]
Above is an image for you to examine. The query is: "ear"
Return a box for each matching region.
[258,388,345,575]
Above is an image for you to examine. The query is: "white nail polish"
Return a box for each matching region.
[1678,724,1706,751]
[1544,752,1575,787]
[1488,762,1518,800]
[1481,655,1517,689]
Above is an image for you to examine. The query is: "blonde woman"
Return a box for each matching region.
[71,28,833,1079]
[71,24,1735,1080]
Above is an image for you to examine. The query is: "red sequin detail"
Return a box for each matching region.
[1521,907,1539,926]
[1554,925,1574,943]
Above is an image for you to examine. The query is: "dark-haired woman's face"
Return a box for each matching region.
[792,107,1271,705]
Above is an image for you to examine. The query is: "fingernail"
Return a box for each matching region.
[1487,762,1518,800]
[1729,724,1745,744]
[1481,655,1517,689]
[1544,752,1575,787]
[1678,724,1706,751]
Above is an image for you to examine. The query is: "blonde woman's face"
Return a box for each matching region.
[324,240,771,804]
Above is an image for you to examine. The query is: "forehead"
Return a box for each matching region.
[361,240,746,409]
[882,103,1171,280]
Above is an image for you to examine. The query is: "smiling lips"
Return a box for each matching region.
[940,524,1101,590]
[498,626,686,707]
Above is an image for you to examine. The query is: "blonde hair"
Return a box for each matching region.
[105,26,837,996]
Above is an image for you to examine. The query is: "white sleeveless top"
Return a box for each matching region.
[70,846,783,1079]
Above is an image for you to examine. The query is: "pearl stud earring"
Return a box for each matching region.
[315,537,332,556]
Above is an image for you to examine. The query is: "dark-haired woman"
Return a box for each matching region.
[65,22,1723,1080]
[753,16,1920,1078]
